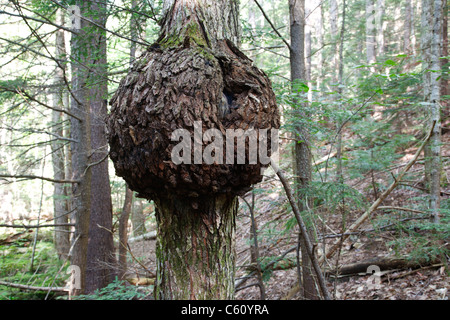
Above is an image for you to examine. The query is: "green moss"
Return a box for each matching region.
[160,22,209,49]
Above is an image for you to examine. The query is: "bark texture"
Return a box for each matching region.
[108,35,279,202]
[52,9,70,261]
[70,0,115,295]
[289,0,318,300]
[107,0,280,300]
[154,194,238,299]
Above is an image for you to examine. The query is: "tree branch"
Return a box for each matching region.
[253,0,292,52]
[0,280,68,293]
[0,174,79,184]
[272,163,331,300]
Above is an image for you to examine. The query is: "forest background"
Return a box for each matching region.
[0,0,448,300]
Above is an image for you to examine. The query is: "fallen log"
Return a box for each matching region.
[127,231,157,243]
[325,257,440,278]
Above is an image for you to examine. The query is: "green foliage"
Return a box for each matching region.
[0,239,65,300]
[375,201,450,264]
[73,278,148,300]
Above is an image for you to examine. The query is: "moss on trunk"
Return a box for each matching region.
[154,194,238,300]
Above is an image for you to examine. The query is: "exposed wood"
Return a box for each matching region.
[128,231,156,243]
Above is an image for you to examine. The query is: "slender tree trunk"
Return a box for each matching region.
[70,1,93,297]
[366,0,377,72]
[84,0,116,293]
[289,0,319,300]
[118,187,133,279]
[422,0,443,224]
[70,0,115,295]
[405,0,413,54]
[52,9,70,261]
[305,1,313,102]
[442,0,449,109]
[376,0,386,57]
[316,0,325,90]
[330,0,339,83]
[131,199,147,237]
[336,0,347,185]
[428,0,443,223]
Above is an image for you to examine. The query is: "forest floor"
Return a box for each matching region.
[127,129,449,300]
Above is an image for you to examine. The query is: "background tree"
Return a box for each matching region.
[69,0,115,295]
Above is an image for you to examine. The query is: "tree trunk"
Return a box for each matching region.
[70,0,115,295]
[131,199,147,237]
[442,0,449,110]
[330,0,339,83]
[289,0,319,300]
[84,0,116,293]
[153,0,241,300]
[118,187,133,279]
[69,1,93,297]
[154,195,238,299]
[376,0,386,57]
[422,0,443,223]
[404,0,413,54]
[52,9,70,261]
[366,0,377,72]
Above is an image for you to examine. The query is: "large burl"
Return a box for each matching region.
[107,36,280,202]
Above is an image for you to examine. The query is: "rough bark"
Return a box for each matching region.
[84,0,116,293]
[52,9,70,261]
[70,0,116,295]
[108,30,279,201]
[69,0,93,297]
[289,0,318,300]
[422,0,443,223]
[107,0,280,300]
[154,194,238,299]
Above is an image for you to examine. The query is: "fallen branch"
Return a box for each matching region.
[377,206,428,214]
[127,231,157,243]
[0,280,68,293]
[0,174,79,184]
[325,257,440,277]
[0,223,74,229]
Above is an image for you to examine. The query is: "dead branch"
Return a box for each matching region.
[0,174,79,184]
[0,280,68,293]
[0,223,74,229]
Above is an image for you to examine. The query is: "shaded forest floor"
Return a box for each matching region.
[127,127,449,300]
